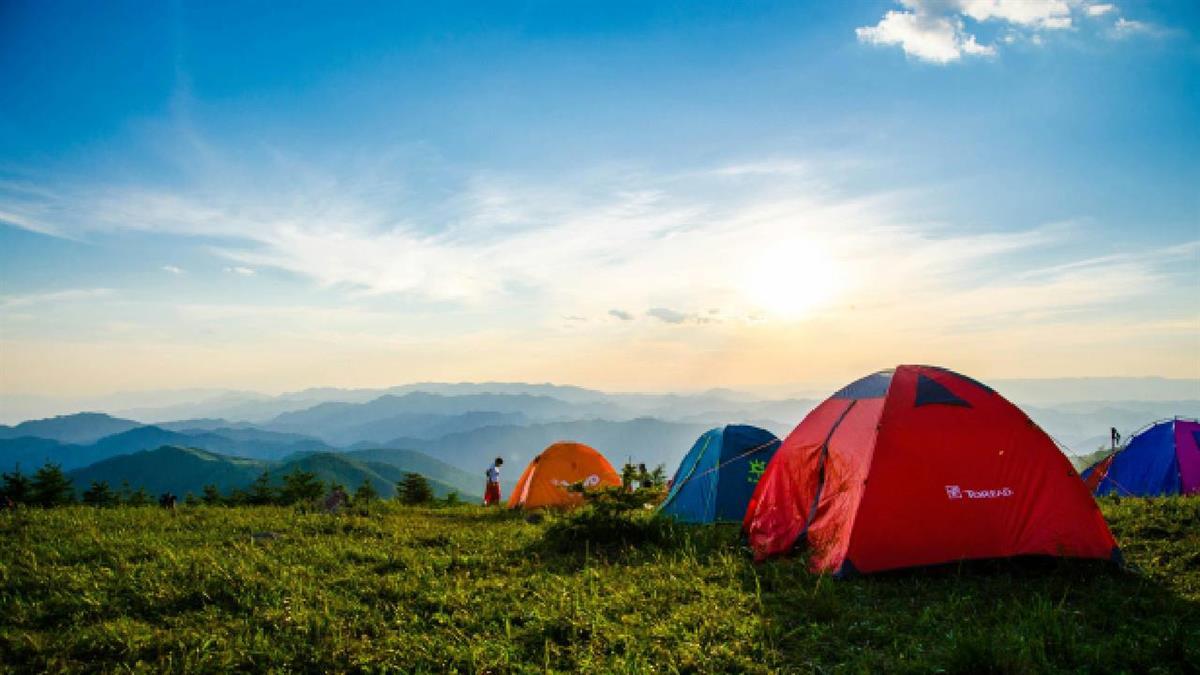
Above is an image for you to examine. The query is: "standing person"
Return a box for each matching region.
[484,457,504,506]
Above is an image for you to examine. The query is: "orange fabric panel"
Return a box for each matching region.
[508,441,622,510]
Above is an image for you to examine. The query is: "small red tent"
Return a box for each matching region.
[744,365,1117,575]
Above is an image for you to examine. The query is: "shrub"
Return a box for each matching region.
[248,470,275,505]
[81,480,117,507]
[353,479,378,504]
[540,485,678,554]
[396,472,434,505]
[279,469,324,505]
[201,484,223,505]
[30,463,74,507]
[1,466,31,504]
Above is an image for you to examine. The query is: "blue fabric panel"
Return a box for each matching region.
[712,425,781,521]
[926,366,995,393]
[659,429,722,522]
[913,374,971,408]
[831,370,894,399]
[1095,421,1182,496]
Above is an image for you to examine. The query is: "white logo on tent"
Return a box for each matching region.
[946,485,1014,500]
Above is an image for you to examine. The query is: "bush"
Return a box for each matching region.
[279,469,324,505]
[30,463,74,507]
[81,480,117,507]
[1,467,31,504]
[396,473,434,505]
[353,479,378,504]
[201,484,223,505]
[540,485,678,554]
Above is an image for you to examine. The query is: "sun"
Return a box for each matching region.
[742,240,843,318]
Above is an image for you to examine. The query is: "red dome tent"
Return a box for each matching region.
[744,365,1117,575]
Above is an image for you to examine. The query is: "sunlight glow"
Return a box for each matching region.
[743,239,844,319]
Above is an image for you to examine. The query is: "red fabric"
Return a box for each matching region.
[745,365,1117,574]
[483,481,502,506]
[1082,454,1115,493]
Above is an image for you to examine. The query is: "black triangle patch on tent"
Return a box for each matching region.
[914,374,971,408]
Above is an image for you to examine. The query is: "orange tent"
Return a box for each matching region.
[508,441,622,509]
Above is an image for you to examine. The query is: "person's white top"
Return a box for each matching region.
[486,465,501,484]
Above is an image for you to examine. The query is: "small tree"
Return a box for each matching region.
[353,479,378,505]
[126,486,152,507]
[81,480,116,507]
[650,464,667,488]
[396,472,434,505]
[1,467,31,505]
[183,492,198,506]
[201,484,223,505]
[30,463,74,507]
[118,481,134,504]
[248,471,275,505]
[620,462,638,489]
[279,469,324,505]
[443,490,460,507]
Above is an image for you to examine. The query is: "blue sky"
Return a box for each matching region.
[0,0,1197,396]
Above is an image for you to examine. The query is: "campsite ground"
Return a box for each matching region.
[1,498,1197,673]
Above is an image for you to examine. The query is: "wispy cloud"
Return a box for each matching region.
[1085,3,1117,17]
[0,126,1192,392]
[0,288,114,310]
[647,307,688,324]
[161,265,185,275]
[1111,17,1165,39]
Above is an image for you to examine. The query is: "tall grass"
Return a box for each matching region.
[0,498,1196,672]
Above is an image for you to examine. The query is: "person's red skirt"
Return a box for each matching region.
[483,481,502,506]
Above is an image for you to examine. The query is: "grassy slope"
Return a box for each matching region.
[0,498,1196,673]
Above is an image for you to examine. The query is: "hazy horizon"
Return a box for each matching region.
[2,2,1197,399]
[2,374,1197,426]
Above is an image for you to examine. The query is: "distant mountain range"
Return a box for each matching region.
[0,412,141,444]
[0,422,335,472]
[382,417,716,485]
[2,380,1197,501]
[67,446,480,500]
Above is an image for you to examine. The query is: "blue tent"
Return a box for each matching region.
[1083,418,1200,496]
[659,425,781,523]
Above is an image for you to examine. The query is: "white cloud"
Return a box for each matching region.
[224,266,256,276]
[608,309,634,321]
[957,0,1073,28]
[161,265,185,275]
[857,0,1132,63]
[856,10,993,64]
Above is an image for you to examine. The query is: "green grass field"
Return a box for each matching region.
[1,498,1197,673]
